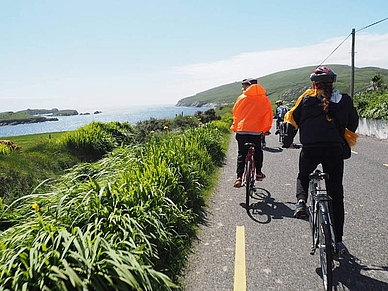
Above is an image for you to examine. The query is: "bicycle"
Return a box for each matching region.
[277,121,286,145]
[307,169,337,291]
[242,142,256,209]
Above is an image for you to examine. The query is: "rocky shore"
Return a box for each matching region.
[0,108,102,127]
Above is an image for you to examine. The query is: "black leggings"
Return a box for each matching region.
[296,146,345,242]
[235,133,264,178]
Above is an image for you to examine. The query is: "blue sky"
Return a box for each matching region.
[1,1,388,112]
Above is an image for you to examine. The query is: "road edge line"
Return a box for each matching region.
[234,225,246,291]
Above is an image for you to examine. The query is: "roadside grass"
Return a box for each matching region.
[0,111,219,205]
[57,121,136,162]
[0,111,231,290]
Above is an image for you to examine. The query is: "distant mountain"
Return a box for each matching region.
[176,64,388,107]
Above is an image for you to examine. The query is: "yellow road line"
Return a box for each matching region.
[351,150,358,154]
[234,226,246,291]
[384,164,388,167]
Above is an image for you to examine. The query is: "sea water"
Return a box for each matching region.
[0,105,203,138]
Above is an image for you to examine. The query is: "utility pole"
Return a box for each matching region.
[350,28,355,97]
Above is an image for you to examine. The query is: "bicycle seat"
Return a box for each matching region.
[244,142,256,148]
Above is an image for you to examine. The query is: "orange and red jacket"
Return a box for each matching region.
[230,84,273,133]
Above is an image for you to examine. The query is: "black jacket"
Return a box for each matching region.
[283,91,359,148]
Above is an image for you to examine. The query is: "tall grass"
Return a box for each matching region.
[0,111,224,206]
[0,120,228,290]
[58,121,136,161]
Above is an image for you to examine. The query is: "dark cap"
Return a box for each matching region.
[241,78,257,85]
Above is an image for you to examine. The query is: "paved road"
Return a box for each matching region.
[182,122,388,291]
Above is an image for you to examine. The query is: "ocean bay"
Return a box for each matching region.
[0,105,202,138]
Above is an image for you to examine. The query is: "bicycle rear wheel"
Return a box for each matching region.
[245,160,252,209]
[318,210,334,291]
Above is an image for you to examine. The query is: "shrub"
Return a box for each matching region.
[354,90,388,120]
[194,108,221,123]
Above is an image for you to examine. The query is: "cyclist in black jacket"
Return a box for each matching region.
[282,67,359,254]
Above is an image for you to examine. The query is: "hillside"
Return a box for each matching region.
[176,64,388,106]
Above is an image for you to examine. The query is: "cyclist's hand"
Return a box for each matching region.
[264,131,271,136]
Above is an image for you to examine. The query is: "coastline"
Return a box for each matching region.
[0,105,201,138]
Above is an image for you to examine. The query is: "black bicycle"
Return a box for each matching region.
[242,142,256,209]
[307,169,336,291]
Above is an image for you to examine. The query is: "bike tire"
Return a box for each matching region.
[308,180,320,250]
[279,123,285,144]
[307,197,317,254]
[278,123,282,143]
[318,210,334,291]
[245,160,252,209]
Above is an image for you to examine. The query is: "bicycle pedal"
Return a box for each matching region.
[294,213,307,219]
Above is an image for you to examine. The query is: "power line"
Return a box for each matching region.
[314,16,388,69]
[301,33,352,80]
[356,16,388,33]
[315,33,352,68]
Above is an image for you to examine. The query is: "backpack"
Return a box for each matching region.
[279,105,289,120]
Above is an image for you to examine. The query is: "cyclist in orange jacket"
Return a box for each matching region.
[230,78,273,188]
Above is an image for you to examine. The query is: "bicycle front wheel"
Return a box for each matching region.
[318,210,334,291]
[245,160,252,209]
[279,123,285,144]
[278,123,282,143]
